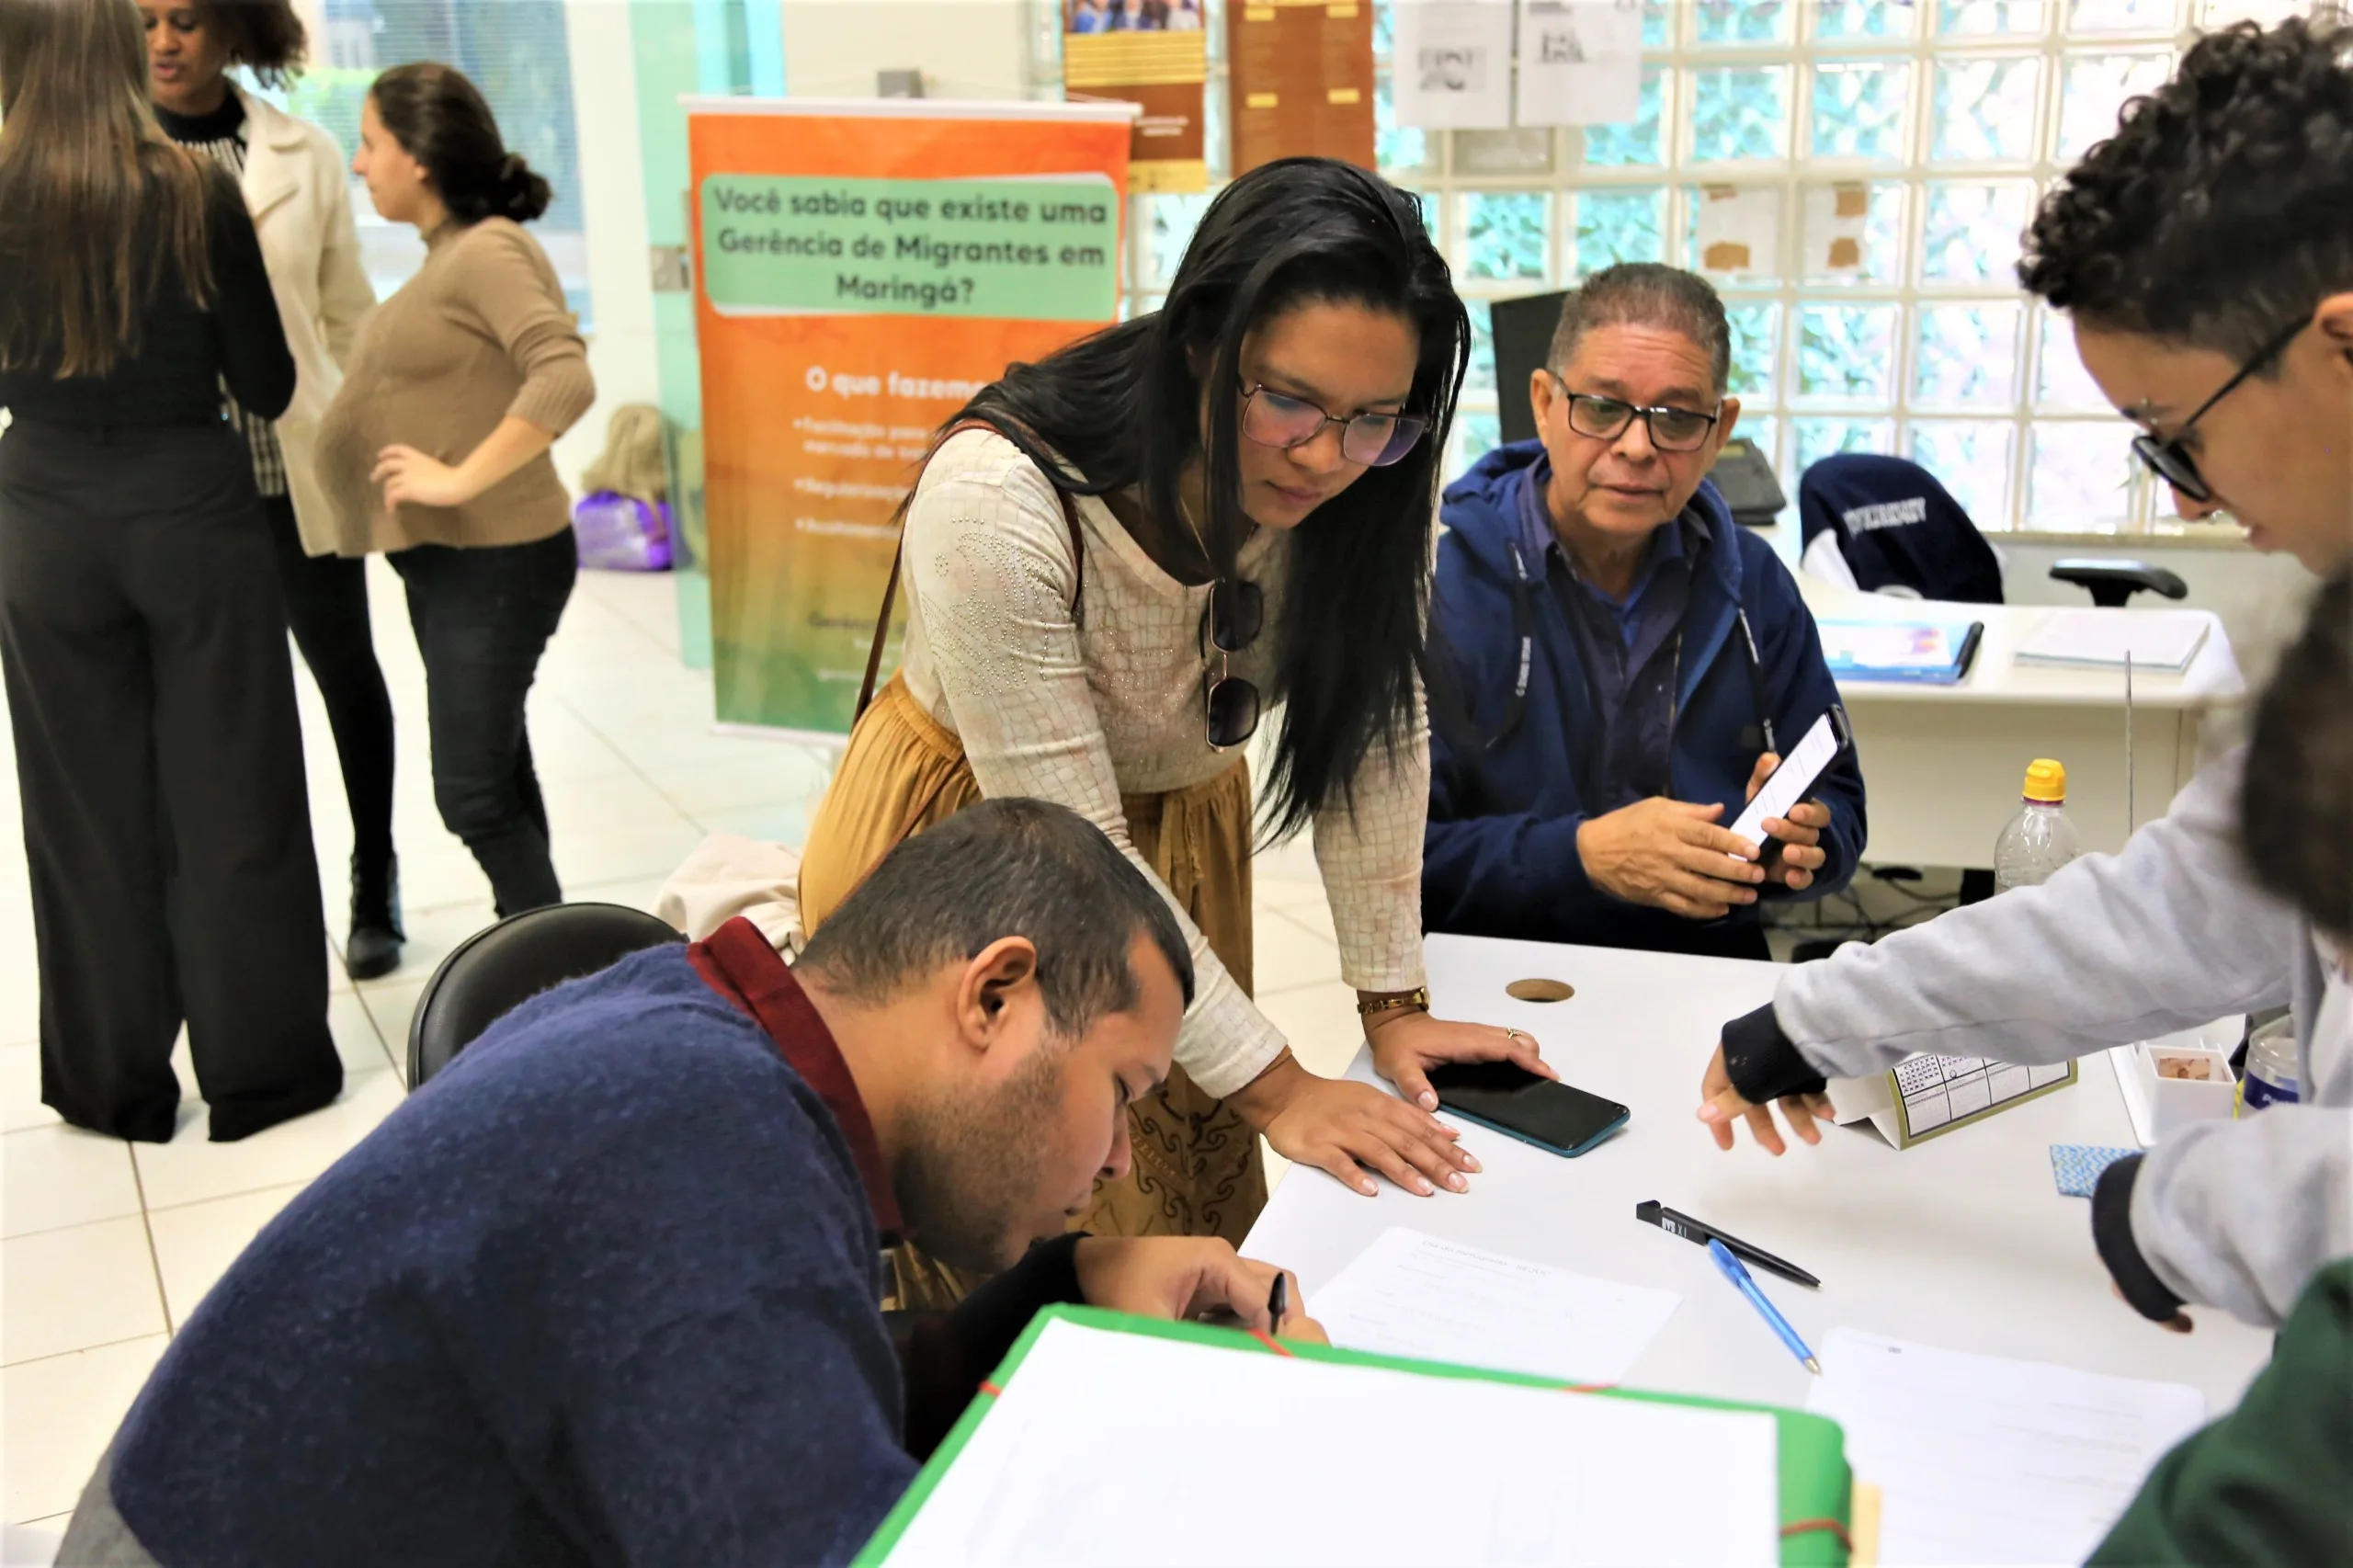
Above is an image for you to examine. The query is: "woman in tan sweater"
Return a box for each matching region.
[319,62,595,916]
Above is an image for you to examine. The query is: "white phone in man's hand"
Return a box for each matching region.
[1728,709,1845,850]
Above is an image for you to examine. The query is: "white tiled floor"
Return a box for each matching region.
[0,564,1354,1532]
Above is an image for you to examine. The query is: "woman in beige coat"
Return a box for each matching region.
[142,0,404,978]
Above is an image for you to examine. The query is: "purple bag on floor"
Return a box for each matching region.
[573,492,675,572]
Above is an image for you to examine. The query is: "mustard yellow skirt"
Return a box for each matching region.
[799,675,1268,1309]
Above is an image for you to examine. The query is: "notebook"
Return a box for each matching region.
[859,1307,1856,1567]
[1827,1054,2078,1149]
[1815,619,1984,685]
[2016,608,2209,673]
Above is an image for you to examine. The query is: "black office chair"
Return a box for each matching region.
[2046,556,2191,608]
[406,903,684,1088]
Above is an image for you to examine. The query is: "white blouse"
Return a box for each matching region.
[898,429,1430,1096]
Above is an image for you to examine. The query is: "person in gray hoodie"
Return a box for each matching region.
[1691,14,2353,1335]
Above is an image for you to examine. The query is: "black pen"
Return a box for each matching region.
[1635,1199,1821,1289]
[1267,1271,1289,1332]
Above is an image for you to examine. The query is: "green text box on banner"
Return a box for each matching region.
[700,175,1121,320]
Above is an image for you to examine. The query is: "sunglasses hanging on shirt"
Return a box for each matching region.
[1204,576,1265,751]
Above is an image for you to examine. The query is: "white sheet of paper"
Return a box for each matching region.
[1517,0,1643,126]
[1393,0,1516,130]
[1728,710,1836,847]
[2015,608,2210,672]
[1304,1226,1681,1384]
[1695,186,1779,277]
[1807,1329,2206,1566]
[881,1317,1779,1568]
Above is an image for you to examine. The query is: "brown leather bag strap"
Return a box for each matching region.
[853,418,1086,722]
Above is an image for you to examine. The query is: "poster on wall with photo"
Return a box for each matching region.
[1229,0,1377,176]
[688,98,1135,736]
[1393,0,1515,131]
[1063,0,1209,192]
[1516,0,1642,126]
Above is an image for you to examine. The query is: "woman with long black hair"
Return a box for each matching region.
[0,0,341,1142]
[800,157,1552,1306]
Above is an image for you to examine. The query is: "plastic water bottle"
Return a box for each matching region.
[1994,758,2083,894]
[2241,1017,2301,1110]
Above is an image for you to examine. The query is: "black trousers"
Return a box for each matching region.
[0,421,340,1142]
[388,529,575,916]
[261,494,395,882]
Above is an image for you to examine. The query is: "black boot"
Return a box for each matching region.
[346,850,404,981]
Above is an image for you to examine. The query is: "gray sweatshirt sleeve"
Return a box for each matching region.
[1746,745,2345,1332]
[2131,1104,2353,1328]
[1772,748,2299,1076]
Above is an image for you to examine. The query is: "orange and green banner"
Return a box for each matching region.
[688,99,1135,736]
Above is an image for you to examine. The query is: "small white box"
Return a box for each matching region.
[2110,1017,2244,1147]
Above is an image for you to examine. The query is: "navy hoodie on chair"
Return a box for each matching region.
[1426,439,1868,958]
[1797,453,2005,604]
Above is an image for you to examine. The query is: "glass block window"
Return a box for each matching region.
[1810,60,1912,160]
[1463,192,1554,281]
[1573,188,1668,275]
[1062,1,2249,534]
[276,0,586,323]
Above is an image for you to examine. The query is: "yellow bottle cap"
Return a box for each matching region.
[2023,758,2066,803]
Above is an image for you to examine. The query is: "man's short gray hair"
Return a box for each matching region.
[1546,263,1731,397]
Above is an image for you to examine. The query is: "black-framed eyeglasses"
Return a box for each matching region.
[2129,316,2307,505]
[1202,577,1265,752]
[1239,383,1428,468]
[1545,371,1721,453]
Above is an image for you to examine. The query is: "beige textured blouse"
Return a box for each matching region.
[900,428,1430,1098]
[316,217,594,556]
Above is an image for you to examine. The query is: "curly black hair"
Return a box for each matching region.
[2240,567,2353,942]
[205,0,308,87]
[2019,13,2353,361]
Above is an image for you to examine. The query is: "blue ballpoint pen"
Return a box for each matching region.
[1708,1239,1822,1374]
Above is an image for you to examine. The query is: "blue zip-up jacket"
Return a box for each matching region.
[1426,439,1868,955]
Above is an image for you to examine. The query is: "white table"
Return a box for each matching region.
[1243,934,2274,1418]
[1800,580,2245,867]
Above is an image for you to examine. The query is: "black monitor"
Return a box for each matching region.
[1488,290,1567,448]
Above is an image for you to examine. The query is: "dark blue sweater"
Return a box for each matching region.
[108,946,916,1566]
[1427,440,1868,955]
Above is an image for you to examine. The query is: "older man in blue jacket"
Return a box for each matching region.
[1427,264,1865,960]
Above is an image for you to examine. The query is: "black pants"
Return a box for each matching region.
[389,529,575,916]
[260,494,396,881]
[0,421,341,1142]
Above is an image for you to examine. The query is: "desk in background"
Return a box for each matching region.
[1243,933,2274,1416]
[1800,580,2245,868]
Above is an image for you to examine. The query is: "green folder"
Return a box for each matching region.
[856,1304,1854,1567]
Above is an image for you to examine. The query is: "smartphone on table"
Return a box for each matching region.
[1425,1062,1629,1158]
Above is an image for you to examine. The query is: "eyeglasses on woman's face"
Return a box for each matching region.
[1545,371,1721,454]
[1238,383,1428,469]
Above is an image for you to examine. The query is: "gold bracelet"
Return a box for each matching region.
[1355,987,1430,1020]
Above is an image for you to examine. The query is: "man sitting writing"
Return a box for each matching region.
[1427,264,1866,960]
[60,798,1317,1567]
